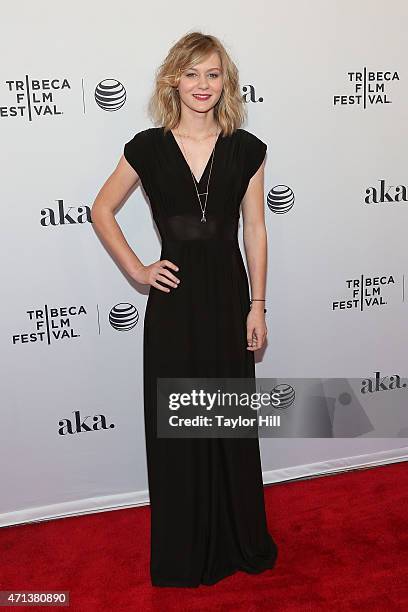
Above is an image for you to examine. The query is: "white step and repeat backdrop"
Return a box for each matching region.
[1,1,407,526]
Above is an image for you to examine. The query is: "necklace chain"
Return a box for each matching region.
[176,129,219,223]
[175,130,219,142]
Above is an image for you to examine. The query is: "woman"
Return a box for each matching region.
[92,31,278,587]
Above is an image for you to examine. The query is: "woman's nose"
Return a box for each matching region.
[198,76,209,88]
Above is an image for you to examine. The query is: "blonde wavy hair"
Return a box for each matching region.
[147,31,247,137]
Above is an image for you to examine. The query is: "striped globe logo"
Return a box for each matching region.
[270,384,295,409]
[95,79,126,111]
[109,303,139,331]
[267,184,295,214]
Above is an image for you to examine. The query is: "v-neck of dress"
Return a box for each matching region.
[167,127,221,186]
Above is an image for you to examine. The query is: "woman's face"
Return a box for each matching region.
[177,51,224,115]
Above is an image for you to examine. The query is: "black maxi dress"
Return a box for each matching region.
[124,126,278,587]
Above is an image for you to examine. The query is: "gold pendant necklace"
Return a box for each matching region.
[177,130,219,223]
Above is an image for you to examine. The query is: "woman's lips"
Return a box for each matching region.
[193,94,211,100]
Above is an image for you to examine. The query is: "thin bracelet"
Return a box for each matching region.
[249,299,267,313]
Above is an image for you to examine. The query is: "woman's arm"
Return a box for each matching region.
[91,155,180,291]
[241,159,268,351]
[91,155,144,277]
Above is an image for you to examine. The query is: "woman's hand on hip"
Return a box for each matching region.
[132,260,180,292]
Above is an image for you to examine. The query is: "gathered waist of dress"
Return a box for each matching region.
[163,212,239,243]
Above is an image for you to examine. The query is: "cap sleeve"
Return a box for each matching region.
[244,131,267,184]
[123,129,149,182]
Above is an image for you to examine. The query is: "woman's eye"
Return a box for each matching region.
[185,72,220,78]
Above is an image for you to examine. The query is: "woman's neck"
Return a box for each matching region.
[175,116,219,139]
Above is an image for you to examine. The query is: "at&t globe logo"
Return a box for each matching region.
[109,303,139,331]
[95,79,126,111]
[267,185,295,214]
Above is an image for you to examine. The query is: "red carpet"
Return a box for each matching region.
[1,461,407,611]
